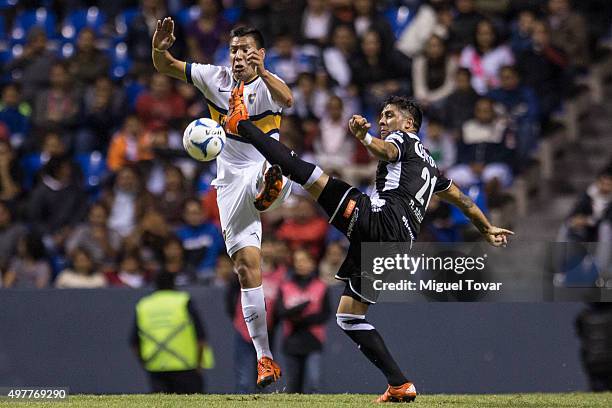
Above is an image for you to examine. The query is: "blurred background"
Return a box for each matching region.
[0,0,611,395]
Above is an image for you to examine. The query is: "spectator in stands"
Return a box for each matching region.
[547,0,590,70]
[3,231,51,288]
[488,65,540,165]
[421,194,458,242]
[27,155,87,245]
[77,76,128,153]
[0,201,26,272]
[186,0,231,64]
[107,115,152,172]
[32,61,82,143]
[175,198,224,282]
[352,0,394,46]
[0,83,30,150]
[288,72,329,121]
[67,27,111,89]
[447,97,514,199]
[396,0,452,58]
[422,117,456,172]
[276,248,331,393]
[412,34,457,112]
[301,0,333,46]
[135,73,186,130]
[318,240,346,286]
[55,246,106,288]
[131,272,206,394]
[21,131,67,190]
[103,164,155,238]
[106,249,149,288]
[156,165,191,226]
[351,29,411,116]
[125,208,170,273]
[0,139,22,203]
[459,19,514,94]
[127,0,181,65]
[5,27,55,102]
[516,20,567,124]
[322,24,357,88]
[277,196,328,259]
[314,95,353,172]
[559,165,612,244]
[213,254,233,287]
[65,202,121,267]
[237,0,273,46]
[443,68,479,132]
[266,33,311,87]
[510,9,536,54]
[162,235,196,286]
[448,0,484,53]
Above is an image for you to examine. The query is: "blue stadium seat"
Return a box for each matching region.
[113,7,139,40]
[109,42,132,80]
[20,153,45,191]
[177,6,200,28]
[76,151,108,197]
[384,5,417,39]
[61,7,107,42]
[11,8,57,43]
[450,183,489,226]
[0,14,6,40]
[0,0,18,11]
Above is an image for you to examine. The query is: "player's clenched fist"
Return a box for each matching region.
[152,17,176,51]
[349,115,371,141]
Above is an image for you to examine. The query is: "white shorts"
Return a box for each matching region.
[216,162,292,257]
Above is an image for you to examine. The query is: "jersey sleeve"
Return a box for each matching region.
[433,169,452,193]
[385,131,409,163]
[185,62,221,95]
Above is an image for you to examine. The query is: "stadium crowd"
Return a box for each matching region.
[0,0,610,291]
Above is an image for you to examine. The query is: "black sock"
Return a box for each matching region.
[337,314,408,386]
[237,120,317,186]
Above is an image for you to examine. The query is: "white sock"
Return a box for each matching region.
[241,285,273,360]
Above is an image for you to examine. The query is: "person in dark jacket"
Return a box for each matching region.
[276,248,331,393]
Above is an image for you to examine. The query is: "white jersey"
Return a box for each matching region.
[186,63,284,186]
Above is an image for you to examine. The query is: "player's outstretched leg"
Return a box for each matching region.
[225,81,323,191]
[337,297,417,403]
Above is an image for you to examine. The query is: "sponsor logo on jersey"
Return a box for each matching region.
[347,207,359,238]
[402,215,415,241]
[218,87,231,93]
[248,93,256,104]
[343,199,357,218]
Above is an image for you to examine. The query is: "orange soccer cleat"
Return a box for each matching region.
[223,80,249,135]
[254,164,284,211]
[375,382,417,403]
[256,356,282,389]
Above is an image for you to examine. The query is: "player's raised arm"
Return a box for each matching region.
[152,17,187,81]
[436,183,514,247]
[246,48,293,108]
[348,115,399,162]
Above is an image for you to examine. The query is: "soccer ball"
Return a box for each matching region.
[183,118,226,162]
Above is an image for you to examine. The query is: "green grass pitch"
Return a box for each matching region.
[1,393,611,407]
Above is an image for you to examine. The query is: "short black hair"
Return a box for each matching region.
[383,96,423,132]
[230,26,265,49]
[155,272,176,290]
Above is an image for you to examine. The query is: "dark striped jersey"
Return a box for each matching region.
[369,130,452,235]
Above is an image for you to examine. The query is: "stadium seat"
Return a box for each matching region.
[113,7,139,40]
[76,151,109,197]
[0,0,18,11]
[61,7,107,42]
[108,42,132,80]
[384,5,417,39]
[11,8,57,43]
[450,183,489,226]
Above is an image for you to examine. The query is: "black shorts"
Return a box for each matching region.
[317,178,413,304]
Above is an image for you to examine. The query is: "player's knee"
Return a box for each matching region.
[336,313,374,331]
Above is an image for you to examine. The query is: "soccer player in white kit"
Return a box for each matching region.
[152,18,292,387]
